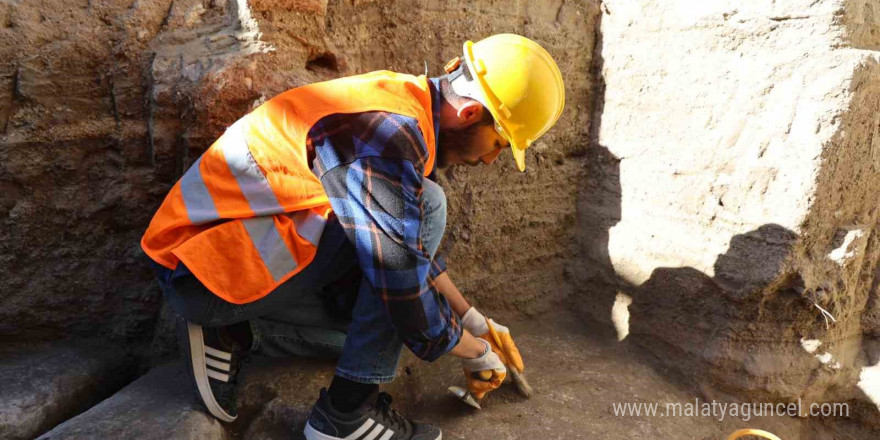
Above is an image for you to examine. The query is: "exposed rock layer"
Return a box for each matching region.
[0,342,135,440]
[576,0,880,431]
[0,0,598,342]
[37,363,228,440]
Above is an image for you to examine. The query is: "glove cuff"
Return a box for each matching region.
[477,337,491,358]
[462,307,489,336]
[461,338,506,373]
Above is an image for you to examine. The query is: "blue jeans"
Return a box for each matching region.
[161,179,447,384]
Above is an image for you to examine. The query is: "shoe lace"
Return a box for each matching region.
[375,392,408,432]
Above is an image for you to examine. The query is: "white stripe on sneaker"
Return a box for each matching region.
[205,345,232,361]
[344,418,375,440]
[186,322,236,422]
[206,367,230,383]
[205,356,230,372]
[362,424,385,440]
[304,417,440,440]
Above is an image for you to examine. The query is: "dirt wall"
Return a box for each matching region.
[577,0,880,430]
[0,0,599,343]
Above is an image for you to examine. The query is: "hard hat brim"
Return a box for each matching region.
[511,143,526,172]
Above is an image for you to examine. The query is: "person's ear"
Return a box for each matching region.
[455,100,484,126]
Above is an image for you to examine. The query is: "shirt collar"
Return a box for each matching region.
[428,77,443,149]
[427,77,443,180]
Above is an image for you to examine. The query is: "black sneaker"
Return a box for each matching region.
[176,317,245,422]
[304,388,441,440]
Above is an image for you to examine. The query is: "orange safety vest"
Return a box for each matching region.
[141,71,437,304]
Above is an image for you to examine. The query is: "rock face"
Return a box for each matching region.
[0,0,600,436]
[0,0,599,343]
[577,0,880,428]
[0,342,135,440]
[38,363,228,440]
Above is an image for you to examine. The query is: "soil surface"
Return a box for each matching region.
[233,310,818,440]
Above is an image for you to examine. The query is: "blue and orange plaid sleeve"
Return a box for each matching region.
[310,111,461,361]
[430,255,448,278]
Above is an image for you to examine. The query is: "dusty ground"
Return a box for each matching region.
[232,310,824,440]
[36,307,870,439]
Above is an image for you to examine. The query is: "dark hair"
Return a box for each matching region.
[438,74,495,126]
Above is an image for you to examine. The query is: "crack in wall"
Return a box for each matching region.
[11,66,23,101]
[146,52,157,167]
[108,75,121,129]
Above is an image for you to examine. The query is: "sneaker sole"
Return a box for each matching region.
[184,322,237,422]
[303,421,441,440]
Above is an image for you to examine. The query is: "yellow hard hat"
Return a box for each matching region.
[449,34,565,171]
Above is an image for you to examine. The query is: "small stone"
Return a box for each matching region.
[184,4,206,27]
[182,62,203,82]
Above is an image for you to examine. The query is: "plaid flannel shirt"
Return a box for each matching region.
[307,78,461,362]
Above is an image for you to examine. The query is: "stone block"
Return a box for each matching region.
[0,343,134,440]
[38,363,228,440]
[580,0,880,416]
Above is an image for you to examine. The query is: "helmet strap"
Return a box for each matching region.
[449,64,490,110]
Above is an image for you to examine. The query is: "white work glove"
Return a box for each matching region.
[460,338,506,399]
[461,307,524,373]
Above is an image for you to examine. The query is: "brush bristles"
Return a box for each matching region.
[509,368,533,398]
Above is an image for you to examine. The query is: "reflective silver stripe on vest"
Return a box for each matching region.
[241,216,298,282]
[291,210,326,247]
[222,120,284,216]
[180,157,220,224]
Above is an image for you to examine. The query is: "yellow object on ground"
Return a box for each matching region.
[726,429,782,440]
[449,33,565,171]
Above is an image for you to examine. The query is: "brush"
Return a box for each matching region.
[486,317,533,398]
